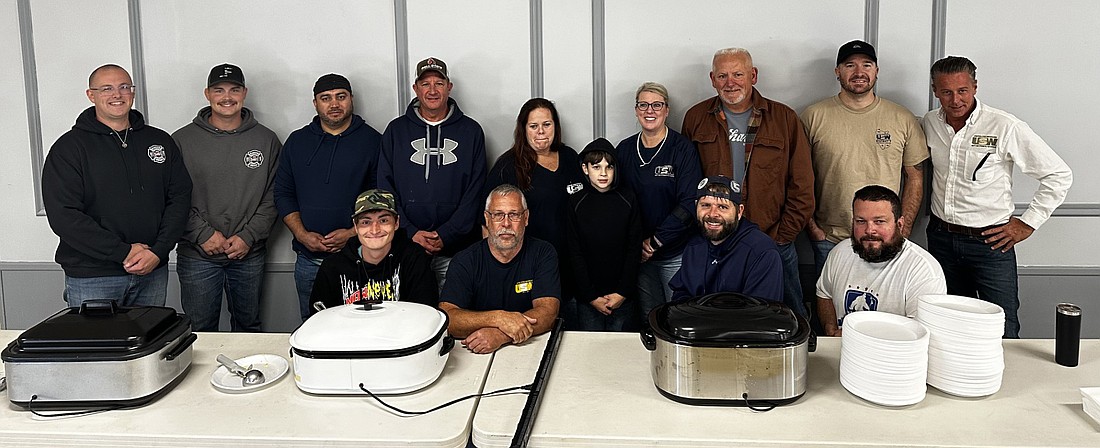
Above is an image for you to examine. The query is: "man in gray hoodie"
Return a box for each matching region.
[172,63,282,332]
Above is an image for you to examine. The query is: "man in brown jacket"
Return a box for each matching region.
[681,47,815,317]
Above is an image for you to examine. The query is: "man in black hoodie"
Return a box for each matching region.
[308,189,438,313]
[42,64,192,307]
[378,57,487,289]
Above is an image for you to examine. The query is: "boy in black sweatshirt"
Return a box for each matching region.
[565,138,643,331]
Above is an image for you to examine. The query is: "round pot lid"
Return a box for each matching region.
[290,302,447,352]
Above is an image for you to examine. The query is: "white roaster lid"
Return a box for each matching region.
[289,302,447,353]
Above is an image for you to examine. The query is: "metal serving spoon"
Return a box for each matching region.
[216,354,266,386]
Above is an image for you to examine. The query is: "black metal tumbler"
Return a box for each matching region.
[1055,303,1081,367]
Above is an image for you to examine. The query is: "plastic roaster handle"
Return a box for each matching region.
[440,335,455,356]
[640,327,657,351]
[78,299,119,316]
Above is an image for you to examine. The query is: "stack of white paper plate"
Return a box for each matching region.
[840,311,929,406]
[916,294,1005,397]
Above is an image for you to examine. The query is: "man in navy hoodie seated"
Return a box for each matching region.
[378,57,487,289]
[275,73,382,320]
[42,64,192,307]
[669,175,783,302]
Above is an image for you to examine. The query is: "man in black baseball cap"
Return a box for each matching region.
[208,63,245,88]
[801,38,929,298]
[172,62,282,332]
[274,71,384,320]
[668,175,784,303]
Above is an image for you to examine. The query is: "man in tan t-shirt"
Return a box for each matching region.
[801,40,929,278]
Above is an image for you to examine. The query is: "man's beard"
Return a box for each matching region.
[851,233,903,263]
[489,229,520,251]
[703,215,739,243]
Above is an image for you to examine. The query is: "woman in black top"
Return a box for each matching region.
[485,98,584,325]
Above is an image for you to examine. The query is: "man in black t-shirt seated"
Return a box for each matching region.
[438,184,561,354]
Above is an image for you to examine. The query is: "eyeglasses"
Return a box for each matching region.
[487,211,525,222]
[90,84,137,96]
[635,101,666,111]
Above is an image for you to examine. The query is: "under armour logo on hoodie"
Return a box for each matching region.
[409,138,458,180]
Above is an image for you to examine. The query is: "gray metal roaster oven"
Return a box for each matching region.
[2,300,196,409]
[641,292,812,406]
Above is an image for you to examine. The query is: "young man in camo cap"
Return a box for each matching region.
[308,189,438,315]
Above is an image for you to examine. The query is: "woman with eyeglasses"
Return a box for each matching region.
[484,98,585,325]
[615,82,703,327]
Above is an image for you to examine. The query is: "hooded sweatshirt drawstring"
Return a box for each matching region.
[114,127,145,194]
[305,134,342,184]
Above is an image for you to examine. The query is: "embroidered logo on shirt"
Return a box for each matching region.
[653,165,675,177]
[243,149,264,169]
[875,129,892,149]
[566,182,584,194]
[147,145,166,163]
[515,280,533,293]
[971,135,999,149]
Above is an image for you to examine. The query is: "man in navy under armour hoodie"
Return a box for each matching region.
[669,175,783,302]
[42,64,192,307]
[378,57,487,289]
[274,73,382,320]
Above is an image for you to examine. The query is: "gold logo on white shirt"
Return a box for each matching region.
[971,135,999,148]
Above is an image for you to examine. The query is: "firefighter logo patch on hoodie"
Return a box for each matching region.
[243,149,264,169]
[147,145,166,163]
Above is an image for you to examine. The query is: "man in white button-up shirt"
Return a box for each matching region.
[921,56,1073,338]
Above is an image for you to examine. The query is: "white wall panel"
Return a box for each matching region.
[140,0,398,147]
[406,0,530,163]
[31,0,132,156]
[945,0,1095,204]
[1014,218,1098,267]
[602,0,865,142]
[543,0,595,148]
[877,0,934,114]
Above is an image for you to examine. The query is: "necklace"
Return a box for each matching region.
[636,126,668,167]
[112,128,130,148]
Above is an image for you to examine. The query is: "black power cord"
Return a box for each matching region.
[359,382,533,416]
[27,394,130,418]
[741,392,778,412]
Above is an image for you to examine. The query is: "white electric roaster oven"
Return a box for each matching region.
[289,300,455,394]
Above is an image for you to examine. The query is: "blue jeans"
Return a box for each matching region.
[577,297,635,332]
[926,220,1020,338]
[294,253,324,321]
[431,255,451,294]
[637,256,680,326]
[777,242,808,317]
[64,267,168,308]
[810,239,838,284]
[177,252,265,332]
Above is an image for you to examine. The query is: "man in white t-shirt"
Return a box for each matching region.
[816,185,946,336]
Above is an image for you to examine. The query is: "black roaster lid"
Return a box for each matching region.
[650,292,804,347]
[8,301,183,354]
